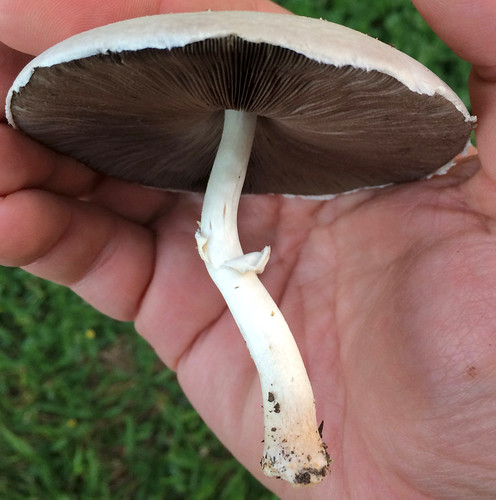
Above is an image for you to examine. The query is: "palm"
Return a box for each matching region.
[135,156,496,498]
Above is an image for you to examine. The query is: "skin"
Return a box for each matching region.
[1,0,496,497]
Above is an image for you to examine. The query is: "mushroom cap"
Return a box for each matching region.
[6,11,475,196]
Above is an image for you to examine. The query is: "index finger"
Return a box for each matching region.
[0,0,288,55]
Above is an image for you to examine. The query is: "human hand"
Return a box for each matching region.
[1,1,496,499]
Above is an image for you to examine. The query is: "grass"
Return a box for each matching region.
[0,268,270,500]
[0,2,471,498]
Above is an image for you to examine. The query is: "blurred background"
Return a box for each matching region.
[0,1,471,499]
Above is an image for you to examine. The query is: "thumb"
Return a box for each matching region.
[412,0,496,182]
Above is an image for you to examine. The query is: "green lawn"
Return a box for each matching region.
[0,2,471,499]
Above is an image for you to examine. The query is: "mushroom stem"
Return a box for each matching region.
[195,109,330,485]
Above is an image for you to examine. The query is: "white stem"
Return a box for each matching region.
[195,109,330,485]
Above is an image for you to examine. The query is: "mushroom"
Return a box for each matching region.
[5,11,475,485]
